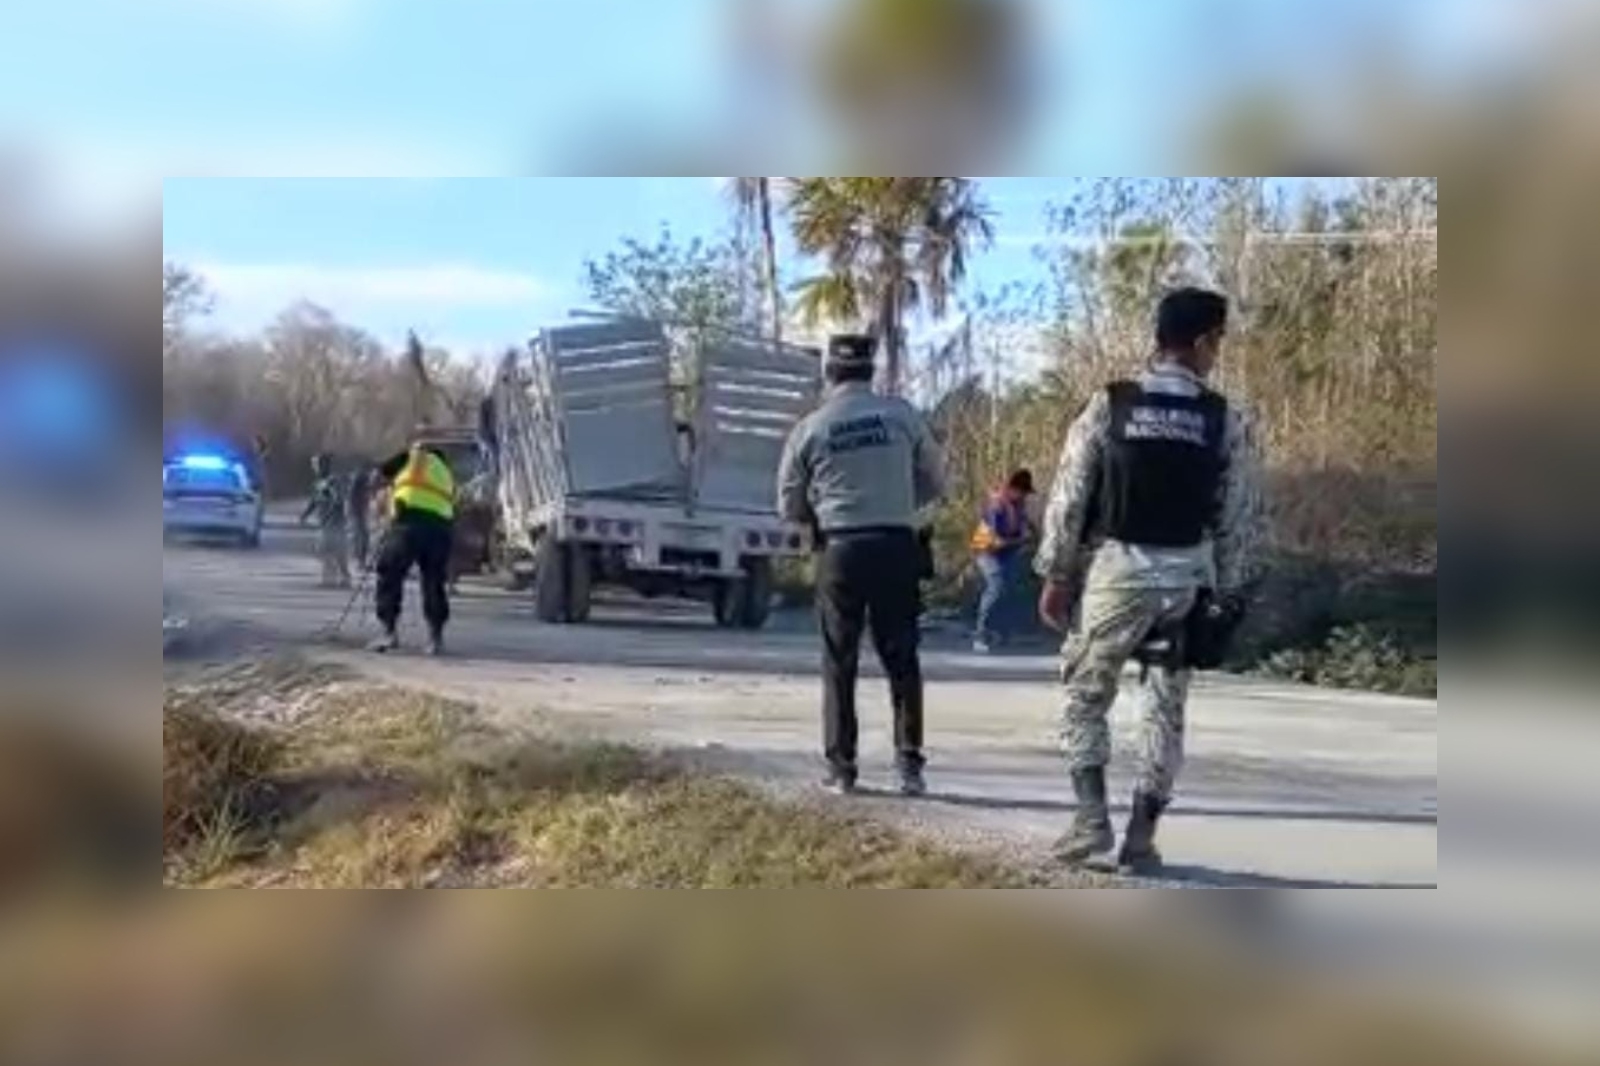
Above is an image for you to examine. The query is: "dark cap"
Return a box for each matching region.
[826,333,877,369]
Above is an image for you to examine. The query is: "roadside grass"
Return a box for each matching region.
[165,662,1090,889]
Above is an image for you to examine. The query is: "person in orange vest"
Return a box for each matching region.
[970,469,1036,653]
[369,441,456,655]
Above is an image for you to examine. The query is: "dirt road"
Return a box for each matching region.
[164,513,1437,888]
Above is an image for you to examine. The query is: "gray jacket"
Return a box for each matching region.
[777,382,946,532]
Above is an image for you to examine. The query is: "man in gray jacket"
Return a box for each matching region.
[778,334,947,796]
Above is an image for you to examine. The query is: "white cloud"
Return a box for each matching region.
[7,132,501,237]
[146,135,498,179]
[182,261,561,356]
[196,262,550,309]
[152,0,371,33]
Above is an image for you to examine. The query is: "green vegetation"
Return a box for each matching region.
[1257,626,1437,698]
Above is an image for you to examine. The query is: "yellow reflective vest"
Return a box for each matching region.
[392,450,455,521]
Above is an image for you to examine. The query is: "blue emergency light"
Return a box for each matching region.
[177,454,231,471]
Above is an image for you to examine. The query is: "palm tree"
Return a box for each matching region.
[787,177,994,394]
[731,177,783,346]
[817,0,1029,172]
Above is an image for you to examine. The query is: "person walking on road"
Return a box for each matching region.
[1036,288,1264,875]
[778,334,947,797]
[346,464,374,570]
[970,468,1036,653]
[369,441,456,656]
[300,453,351,589]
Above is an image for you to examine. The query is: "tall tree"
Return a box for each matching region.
[162,261,212,354]
[731,177,784,346]
[786,177,993,394]
[582,224,753,336]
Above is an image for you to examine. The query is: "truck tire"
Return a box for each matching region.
[534,539,591,623]
[712,579,743,628]
[737,558,773,630]
[567,546,593,623]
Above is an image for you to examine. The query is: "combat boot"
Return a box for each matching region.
[1054,768,1114,864]
[1117,791,1168,876]
[897,762,927,798]
[425,629,446,657]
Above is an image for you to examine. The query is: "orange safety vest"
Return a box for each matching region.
[392,451,456,520]
[969,491,1023,554]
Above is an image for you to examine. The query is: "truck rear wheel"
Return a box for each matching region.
[738,558,773,630]
[712,559,773,630]
[534,538,591,623]
[712,580,742,628]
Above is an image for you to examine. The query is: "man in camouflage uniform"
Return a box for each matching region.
[1036,288,1265,874]
[300,454,352,589]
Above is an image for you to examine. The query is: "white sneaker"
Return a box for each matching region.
[972,639,992,654]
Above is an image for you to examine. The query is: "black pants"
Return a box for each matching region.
[374,516,453,634]
[816,527,924,773]
[349,519,370,568]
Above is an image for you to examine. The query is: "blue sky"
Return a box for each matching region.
[3,0,1476,355]
[161,176,1066,355]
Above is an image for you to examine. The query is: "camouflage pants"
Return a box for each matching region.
[1059,583,1198,802]
[317,525,351,588]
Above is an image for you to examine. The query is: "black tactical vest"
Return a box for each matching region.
[1088,380,1229,548]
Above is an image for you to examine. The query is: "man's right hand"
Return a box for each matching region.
[1038,578,1077,632]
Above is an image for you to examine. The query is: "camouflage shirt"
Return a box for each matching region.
[302,475,349,529]
[1034,361,1266,594]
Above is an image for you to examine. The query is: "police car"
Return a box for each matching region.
[162,453,264,547]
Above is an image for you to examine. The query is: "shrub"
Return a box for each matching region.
[1257,625,1436,697]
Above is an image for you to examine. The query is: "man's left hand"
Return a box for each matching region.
[1038,579,1077,632]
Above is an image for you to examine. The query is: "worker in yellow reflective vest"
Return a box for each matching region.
[369,442,456,655]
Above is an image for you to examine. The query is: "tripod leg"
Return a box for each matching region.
[327,564,373,638]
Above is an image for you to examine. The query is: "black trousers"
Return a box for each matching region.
[349,518,370,568]
[816,527,925,773]
[374,515,453,634]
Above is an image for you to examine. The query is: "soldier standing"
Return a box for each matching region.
[346,464,374,569]
[778,334,947,796]
[300,453,351,589]
[1036,288,1265,874]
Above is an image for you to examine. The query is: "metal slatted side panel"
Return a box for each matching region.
[693,339,821,513]
[521,343,568,505]
[542,320,686,498]
[491,348,564,550]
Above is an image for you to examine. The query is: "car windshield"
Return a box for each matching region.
[165,463,248,494]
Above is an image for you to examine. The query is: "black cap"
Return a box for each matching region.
[826,333,877,369]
